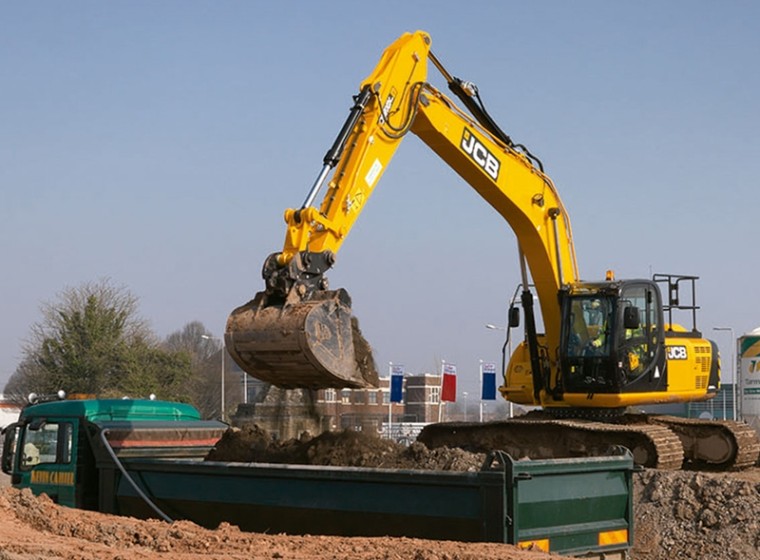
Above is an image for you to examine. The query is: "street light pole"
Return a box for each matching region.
[202,334,225,419]
[713,327,736,421]
[463,391,468,422]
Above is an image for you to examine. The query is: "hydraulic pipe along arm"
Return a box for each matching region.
[225,30,578,391]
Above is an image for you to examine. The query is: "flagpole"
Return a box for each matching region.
[438,359,445,423]
[388,362,392,439]
[479,359,484,422]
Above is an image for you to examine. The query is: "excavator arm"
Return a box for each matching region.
[278,31,430,265]
[225,30,578,391]
[224,31,760,472]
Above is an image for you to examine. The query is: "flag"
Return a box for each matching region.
[441,362,457,402]
[390,364,404,403]
[481,361,497,400]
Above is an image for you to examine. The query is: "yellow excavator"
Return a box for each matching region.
[225,31,759,470]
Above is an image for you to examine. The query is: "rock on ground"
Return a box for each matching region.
[633,469,760,560]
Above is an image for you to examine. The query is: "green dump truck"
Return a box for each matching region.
[1,396,635,558]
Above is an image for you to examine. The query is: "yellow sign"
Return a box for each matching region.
[30,470,75,486]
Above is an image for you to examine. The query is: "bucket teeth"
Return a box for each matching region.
[225,290,378,390]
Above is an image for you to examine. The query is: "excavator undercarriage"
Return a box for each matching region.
[650,415,760,470]
[417,412,760,471]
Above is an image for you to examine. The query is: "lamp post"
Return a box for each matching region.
[713,327,736,421]
[463,391,468,422]
[202,334,225,419]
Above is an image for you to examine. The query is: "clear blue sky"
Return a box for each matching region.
[2,1,759,396]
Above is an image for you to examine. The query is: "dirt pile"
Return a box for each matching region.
[207,426,760,560]
[633,469,760,560]
[0,485,567,560]
[2,426,759,560]
[206,425,486,471]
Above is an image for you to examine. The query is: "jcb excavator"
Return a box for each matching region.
[225,31,759,470]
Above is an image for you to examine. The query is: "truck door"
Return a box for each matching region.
[18,419,77,506]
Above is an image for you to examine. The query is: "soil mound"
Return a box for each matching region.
[0,485,566,560]
[206,425,486,470]
[3,426,758,559]
[206,425,760,560]
[633,469,760,560]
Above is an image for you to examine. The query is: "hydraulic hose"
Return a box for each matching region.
[98,428,173,523]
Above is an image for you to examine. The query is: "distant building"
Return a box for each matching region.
[231,373,457,440]
[0,394,21,429]
[314,373,444,433]
[403,374,444,423]
[639,383,738,420]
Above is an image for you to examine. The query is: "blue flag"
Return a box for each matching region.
[390,364,404,403]
[481,362,497,400]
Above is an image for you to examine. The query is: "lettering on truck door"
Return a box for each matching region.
[21,419,76,506]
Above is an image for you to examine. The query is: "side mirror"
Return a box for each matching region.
[623,306,640,330]
[28,418,46,431]
[1,424,19,475]
[508,307,520,328]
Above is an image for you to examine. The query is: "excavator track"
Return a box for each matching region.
[417,417,685,470]
[418,414,760,471]
[647,416,760,470]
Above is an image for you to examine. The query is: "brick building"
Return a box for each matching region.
[315,373,445,433]
[232,373,448,439]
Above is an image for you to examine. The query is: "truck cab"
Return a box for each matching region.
[1,397,226,508]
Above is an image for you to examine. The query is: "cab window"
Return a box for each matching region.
[618,285,659,377]
[566,296,614,357]
[20,422,73,470]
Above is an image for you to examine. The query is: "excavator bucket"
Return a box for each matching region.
[225,288,379,390]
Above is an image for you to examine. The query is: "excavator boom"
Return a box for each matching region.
[226,31,433,389]
[226,31,578,390]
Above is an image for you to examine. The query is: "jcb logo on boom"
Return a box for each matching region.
[461,128,500,181]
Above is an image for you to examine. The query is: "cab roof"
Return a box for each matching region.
[19,399,203,424]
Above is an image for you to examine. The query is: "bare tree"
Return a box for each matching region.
[164,321,218,366]
[5,279,191,401]
[162,321,227,419]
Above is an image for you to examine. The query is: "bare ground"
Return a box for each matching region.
[0,485,566,560]
[1,426,759,560]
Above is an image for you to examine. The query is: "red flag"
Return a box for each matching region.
[441,362,457,402]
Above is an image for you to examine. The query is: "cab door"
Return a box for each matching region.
[18,418,77,506]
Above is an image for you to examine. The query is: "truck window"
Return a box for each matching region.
[20,422,73,470]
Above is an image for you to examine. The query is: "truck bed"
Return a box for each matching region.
[97,449,634,557]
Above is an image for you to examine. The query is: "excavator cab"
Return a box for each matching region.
[559,280,666,396]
